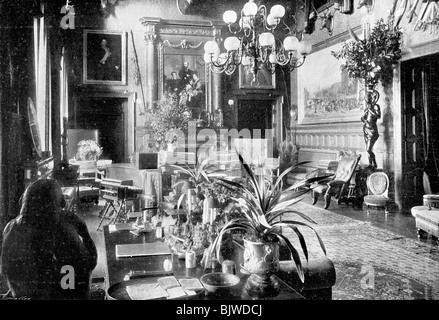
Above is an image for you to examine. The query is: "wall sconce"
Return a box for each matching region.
[357,0,375,14]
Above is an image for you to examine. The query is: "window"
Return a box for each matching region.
[33,3,51,155]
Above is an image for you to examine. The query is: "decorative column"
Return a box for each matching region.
[212,26,223,113]
[141,20,160,110]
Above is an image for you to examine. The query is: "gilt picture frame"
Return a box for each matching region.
[297,42,364,124]
[83,30,127,85]
[239,62,276,89]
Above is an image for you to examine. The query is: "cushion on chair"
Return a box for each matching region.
[312,184,328,194]
[364,195,390,206]
[333,156,359,182]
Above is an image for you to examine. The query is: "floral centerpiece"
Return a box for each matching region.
[147,92,194,151]
[75,139,103,161]
[331,18,403,88]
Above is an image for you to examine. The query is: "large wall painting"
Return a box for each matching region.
[297,42,365,124]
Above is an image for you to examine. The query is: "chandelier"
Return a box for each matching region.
[203,0,312,87]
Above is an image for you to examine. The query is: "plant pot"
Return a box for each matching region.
[242,237,280,298]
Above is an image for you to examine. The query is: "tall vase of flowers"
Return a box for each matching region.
[332,17,403,170]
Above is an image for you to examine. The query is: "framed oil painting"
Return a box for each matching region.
[297,42,364,124]
[83,30,127,85]
[239,61,276,89]
[160,48,207,119]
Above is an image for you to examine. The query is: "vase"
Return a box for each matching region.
[242,237,280,298]
[167,142,176,152]
[202,197,219,225]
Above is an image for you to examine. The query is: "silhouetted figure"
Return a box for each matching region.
[1,179,97,299]
[361,89,381,170]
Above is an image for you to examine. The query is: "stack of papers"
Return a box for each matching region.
[108,223,135,233]
[126,283,168,300]
[125,276,204,300]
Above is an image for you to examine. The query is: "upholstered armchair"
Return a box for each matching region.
[311,154,361,209]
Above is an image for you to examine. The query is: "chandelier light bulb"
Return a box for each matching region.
[204,53,213,63]
[283,36,299,51]
[223,10,237,24]
[224,36,240,51]
[218,52,229,64]
[269,53,277,64]
[242,55,251,66]
[266,13,277,27]
[297,40,312,55]
[239,17,251,29]
[204,40,219,55]
[243,0,258,17]
[259,32,275,47]
[292,50,303,60]
[270,4,285,19]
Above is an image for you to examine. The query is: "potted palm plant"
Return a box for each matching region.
[202,154,328,298]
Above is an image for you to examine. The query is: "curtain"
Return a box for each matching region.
[33,3,51,153]
[60,47,69,159]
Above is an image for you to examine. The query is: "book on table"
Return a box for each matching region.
[115,242,171,258]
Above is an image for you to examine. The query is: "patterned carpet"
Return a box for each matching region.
[282,202,439,300]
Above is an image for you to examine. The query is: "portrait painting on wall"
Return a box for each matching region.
[239,59,276,89]
[297,42,364,124]
[83,30,127,85]
[162,53,206,119]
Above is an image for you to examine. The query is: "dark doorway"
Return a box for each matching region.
[237,100,273,138]
[71,98,126,163]
[401,53,439,207]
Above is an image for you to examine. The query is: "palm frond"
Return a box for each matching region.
[272,220,327,255]
[267,208,317,225]
[276,233,305,282]
[274,222,309,261]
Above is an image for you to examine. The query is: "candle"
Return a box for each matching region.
[363,22,370,41]
[185,250,196,268]
[203,199,209,225]
[187,189,192,213]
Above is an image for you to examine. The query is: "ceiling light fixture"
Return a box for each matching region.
[203,0,312,87]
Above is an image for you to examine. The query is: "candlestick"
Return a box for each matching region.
[187,189,192,213]
[363,22,370,41]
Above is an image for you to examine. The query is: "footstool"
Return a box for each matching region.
[411,206,439,239]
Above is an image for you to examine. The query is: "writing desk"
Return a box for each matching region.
[102,225,304,300]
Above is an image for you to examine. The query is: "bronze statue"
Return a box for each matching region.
[361,87,381,170]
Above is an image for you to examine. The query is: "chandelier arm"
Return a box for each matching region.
[280,18,292,35]
[272,47,292,66]
[209,53,231,69]
[228,24,242,35]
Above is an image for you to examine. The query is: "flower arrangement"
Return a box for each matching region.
[332,18,403,87]
[75,140,102,161]
[147,92,194,151]
[201,179,239,212]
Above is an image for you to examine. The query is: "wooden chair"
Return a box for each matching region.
[311,154,361,209]
[363,171,391,215]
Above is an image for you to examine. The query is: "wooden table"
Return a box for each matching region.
[102,225,304,300]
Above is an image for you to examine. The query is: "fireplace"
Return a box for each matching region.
[71,92,136,163]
